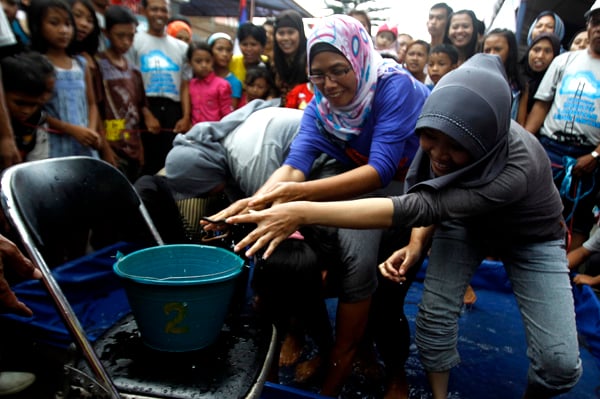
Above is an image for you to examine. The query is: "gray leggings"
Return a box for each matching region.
[416,220,582,396]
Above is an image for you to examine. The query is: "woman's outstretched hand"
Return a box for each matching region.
[226,202,305,259]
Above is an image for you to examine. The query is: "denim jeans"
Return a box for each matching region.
[415,220,582,396]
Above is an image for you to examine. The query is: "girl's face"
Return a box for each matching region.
[71,1,93,42]
[483,34,510,65]
[212,38,233,68]
[240,36,264,65]
[531,15,555,40]
[528,38,555,72]
[448,13,474,48]
[375,31,395,50]
[245,77,269,101]
[190,48,213,79]
[428,52,455,85]
[309,51,356,107]
[405,43,428,76]
[275,27,300,56]
[570,31,589,51]
[419,128,472,176]
[42,7,74,50]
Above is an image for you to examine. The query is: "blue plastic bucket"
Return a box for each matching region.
[113,244,244,352]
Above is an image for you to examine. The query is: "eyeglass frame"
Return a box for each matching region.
[308,67,352,85]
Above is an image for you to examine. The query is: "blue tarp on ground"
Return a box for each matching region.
[1,249,599,398]
[0,242,140,347]
[265,259,600,399]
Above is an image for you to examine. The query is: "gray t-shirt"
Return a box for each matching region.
[392,125,565,243]
[223,107,303,196]
[535,50,600,146]
[130,31,188,102]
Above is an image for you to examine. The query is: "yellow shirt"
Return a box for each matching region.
[229,54,269,86]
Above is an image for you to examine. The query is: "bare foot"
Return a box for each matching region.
[279,332,304,367]
[384,368,409,399]
[354,343,383,381]
[463,284,477,306]
[295,355,322,383]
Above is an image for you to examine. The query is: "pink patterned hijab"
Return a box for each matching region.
[307,14,405,141]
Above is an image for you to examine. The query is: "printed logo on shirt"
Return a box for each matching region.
[555,71,600,129]
[140,49,181,96]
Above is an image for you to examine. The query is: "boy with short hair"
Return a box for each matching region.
[427,43,458,87]
[130,0,190,176]
[96,5,159,182]
[1,51,55,161]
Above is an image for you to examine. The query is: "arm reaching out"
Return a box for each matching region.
[226,197,395,259]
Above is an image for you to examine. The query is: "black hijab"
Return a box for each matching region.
[406,54,511,192]
[522,32,560,112]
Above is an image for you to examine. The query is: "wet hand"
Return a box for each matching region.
[249,182,304,209]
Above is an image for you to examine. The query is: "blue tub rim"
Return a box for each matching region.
[113,244,244,286]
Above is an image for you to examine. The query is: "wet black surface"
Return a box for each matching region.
[73,314,274,398]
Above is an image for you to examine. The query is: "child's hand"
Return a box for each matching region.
[573,274,599,286]
[144,114,161,134]
[69,126,102,149]
[173,118,191,134]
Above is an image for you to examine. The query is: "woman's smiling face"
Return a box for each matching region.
[310,51,357,107]
[419,128,472,176]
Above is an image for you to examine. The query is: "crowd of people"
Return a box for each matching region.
[0,0,598,397]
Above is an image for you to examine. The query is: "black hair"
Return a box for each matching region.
[245,65,273,88]
[273,10,308,89]
[67,0,100,56]
[28,0,77,55]
[1,51,55,95]
[380,52,399,63]
[430,2,453,18]
[104,5,138,32]
[236,22,266,46]
[407,39,431,54]
[252,226,339,313]
[430,43,459,64]
[263,19,274,29]
[483,28,525,91]
[443,9,480,61]
[186,40,212,61]
[347,8,371,33]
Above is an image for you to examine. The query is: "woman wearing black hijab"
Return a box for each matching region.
[272,10,308,106]
[521,32,561,118]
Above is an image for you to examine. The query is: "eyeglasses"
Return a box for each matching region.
[308,67,351,85]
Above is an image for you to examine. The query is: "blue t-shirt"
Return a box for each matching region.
[225,72,243,100]
[284,72,429,186]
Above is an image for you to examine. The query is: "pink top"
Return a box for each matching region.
[189,72,233,124]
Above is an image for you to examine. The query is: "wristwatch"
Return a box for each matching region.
[592,150,599,160]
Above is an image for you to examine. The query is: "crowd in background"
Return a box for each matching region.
[0,0,599,397]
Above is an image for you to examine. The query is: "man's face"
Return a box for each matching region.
[427,7,448,38]
[143,0,169,35]
[587,11,600,56]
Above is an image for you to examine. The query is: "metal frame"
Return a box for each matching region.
[0,157,163,398]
